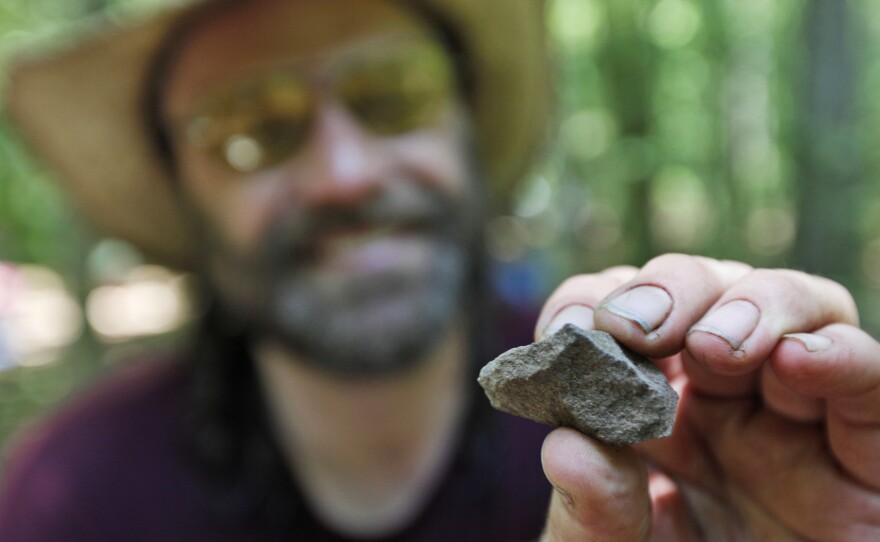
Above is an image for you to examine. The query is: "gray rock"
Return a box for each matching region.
[478,324,678,446]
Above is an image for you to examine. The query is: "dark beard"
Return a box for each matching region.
[268,238,470,376]
[200,177,485,378]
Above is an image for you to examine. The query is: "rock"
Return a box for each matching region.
[478,324,678,446]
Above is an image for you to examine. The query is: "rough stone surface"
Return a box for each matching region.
[478,324,678,446]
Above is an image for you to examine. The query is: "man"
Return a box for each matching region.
[1,0,879,540]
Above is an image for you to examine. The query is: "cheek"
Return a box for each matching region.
[226,176,296,248]
[389,129,472,196]
[180,154,288,251]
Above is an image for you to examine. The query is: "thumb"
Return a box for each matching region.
[540,427,651,542]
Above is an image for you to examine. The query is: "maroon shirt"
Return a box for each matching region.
[0,352,552,541]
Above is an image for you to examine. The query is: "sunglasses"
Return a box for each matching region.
[180,40,458,173]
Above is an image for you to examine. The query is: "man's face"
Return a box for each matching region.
[161,0,485,376]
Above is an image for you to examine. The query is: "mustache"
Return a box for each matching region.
[262,183,470,266]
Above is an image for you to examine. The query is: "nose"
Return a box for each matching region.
[295,101,388,206]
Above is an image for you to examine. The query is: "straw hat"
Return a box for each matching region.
[5,0,550,269]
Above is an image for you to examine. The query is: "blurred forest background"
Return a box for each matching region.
[0,0,878,450]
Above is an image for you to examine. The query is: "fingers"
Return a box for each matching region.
[771,324,880,488]
[684,269,858,378]
[759,361,823,422]
[539,256,880,539]
[540,428,651,542]
[689,396,880,541]
[680,267,857,397]
[594,255,752,358]
[535,266,638,340]
[556,255,859,397]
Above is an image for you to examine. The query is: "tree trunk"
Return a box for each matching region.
[792,0,861,285]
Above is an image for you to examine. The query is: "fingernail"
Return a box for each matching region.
[543,304,594,338]
[689,300,760,350]
[600,285,673,334]
[783,333,832,353]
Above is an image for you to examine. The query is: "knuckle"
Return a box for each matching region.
[543,274,607,313]
[823,278,859,323]
[599,265,638,283]
[553,270,627,300]
[718,258,754,272]
[716,259,754,281]
[746,268,812,298]
[644,252,705,271]
[643,253,726,286]
[554,273,599,295]
[742,269,859,324]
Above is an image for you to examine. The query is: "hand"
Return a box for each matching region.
[535,254,880,541]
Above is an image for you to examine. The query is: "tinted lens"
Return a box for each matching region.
[339,42,456,136]
[185,42,455,173]
[187,73,313,172]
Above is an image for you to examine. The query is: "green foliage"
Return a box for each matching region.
[544,0,800,265]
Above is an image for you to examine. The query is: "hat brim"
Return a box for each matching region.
[5,0,550,269]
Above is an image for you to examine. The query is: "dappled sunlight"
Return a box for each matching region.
[85,265,194,343]
[745,207,796,257]
[0,260,195,368]
[649,165,715,251]
[0,264,82,368]
[648,0,703,50]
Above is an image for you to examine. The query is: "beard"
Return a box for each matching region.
[199,175,485,378]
